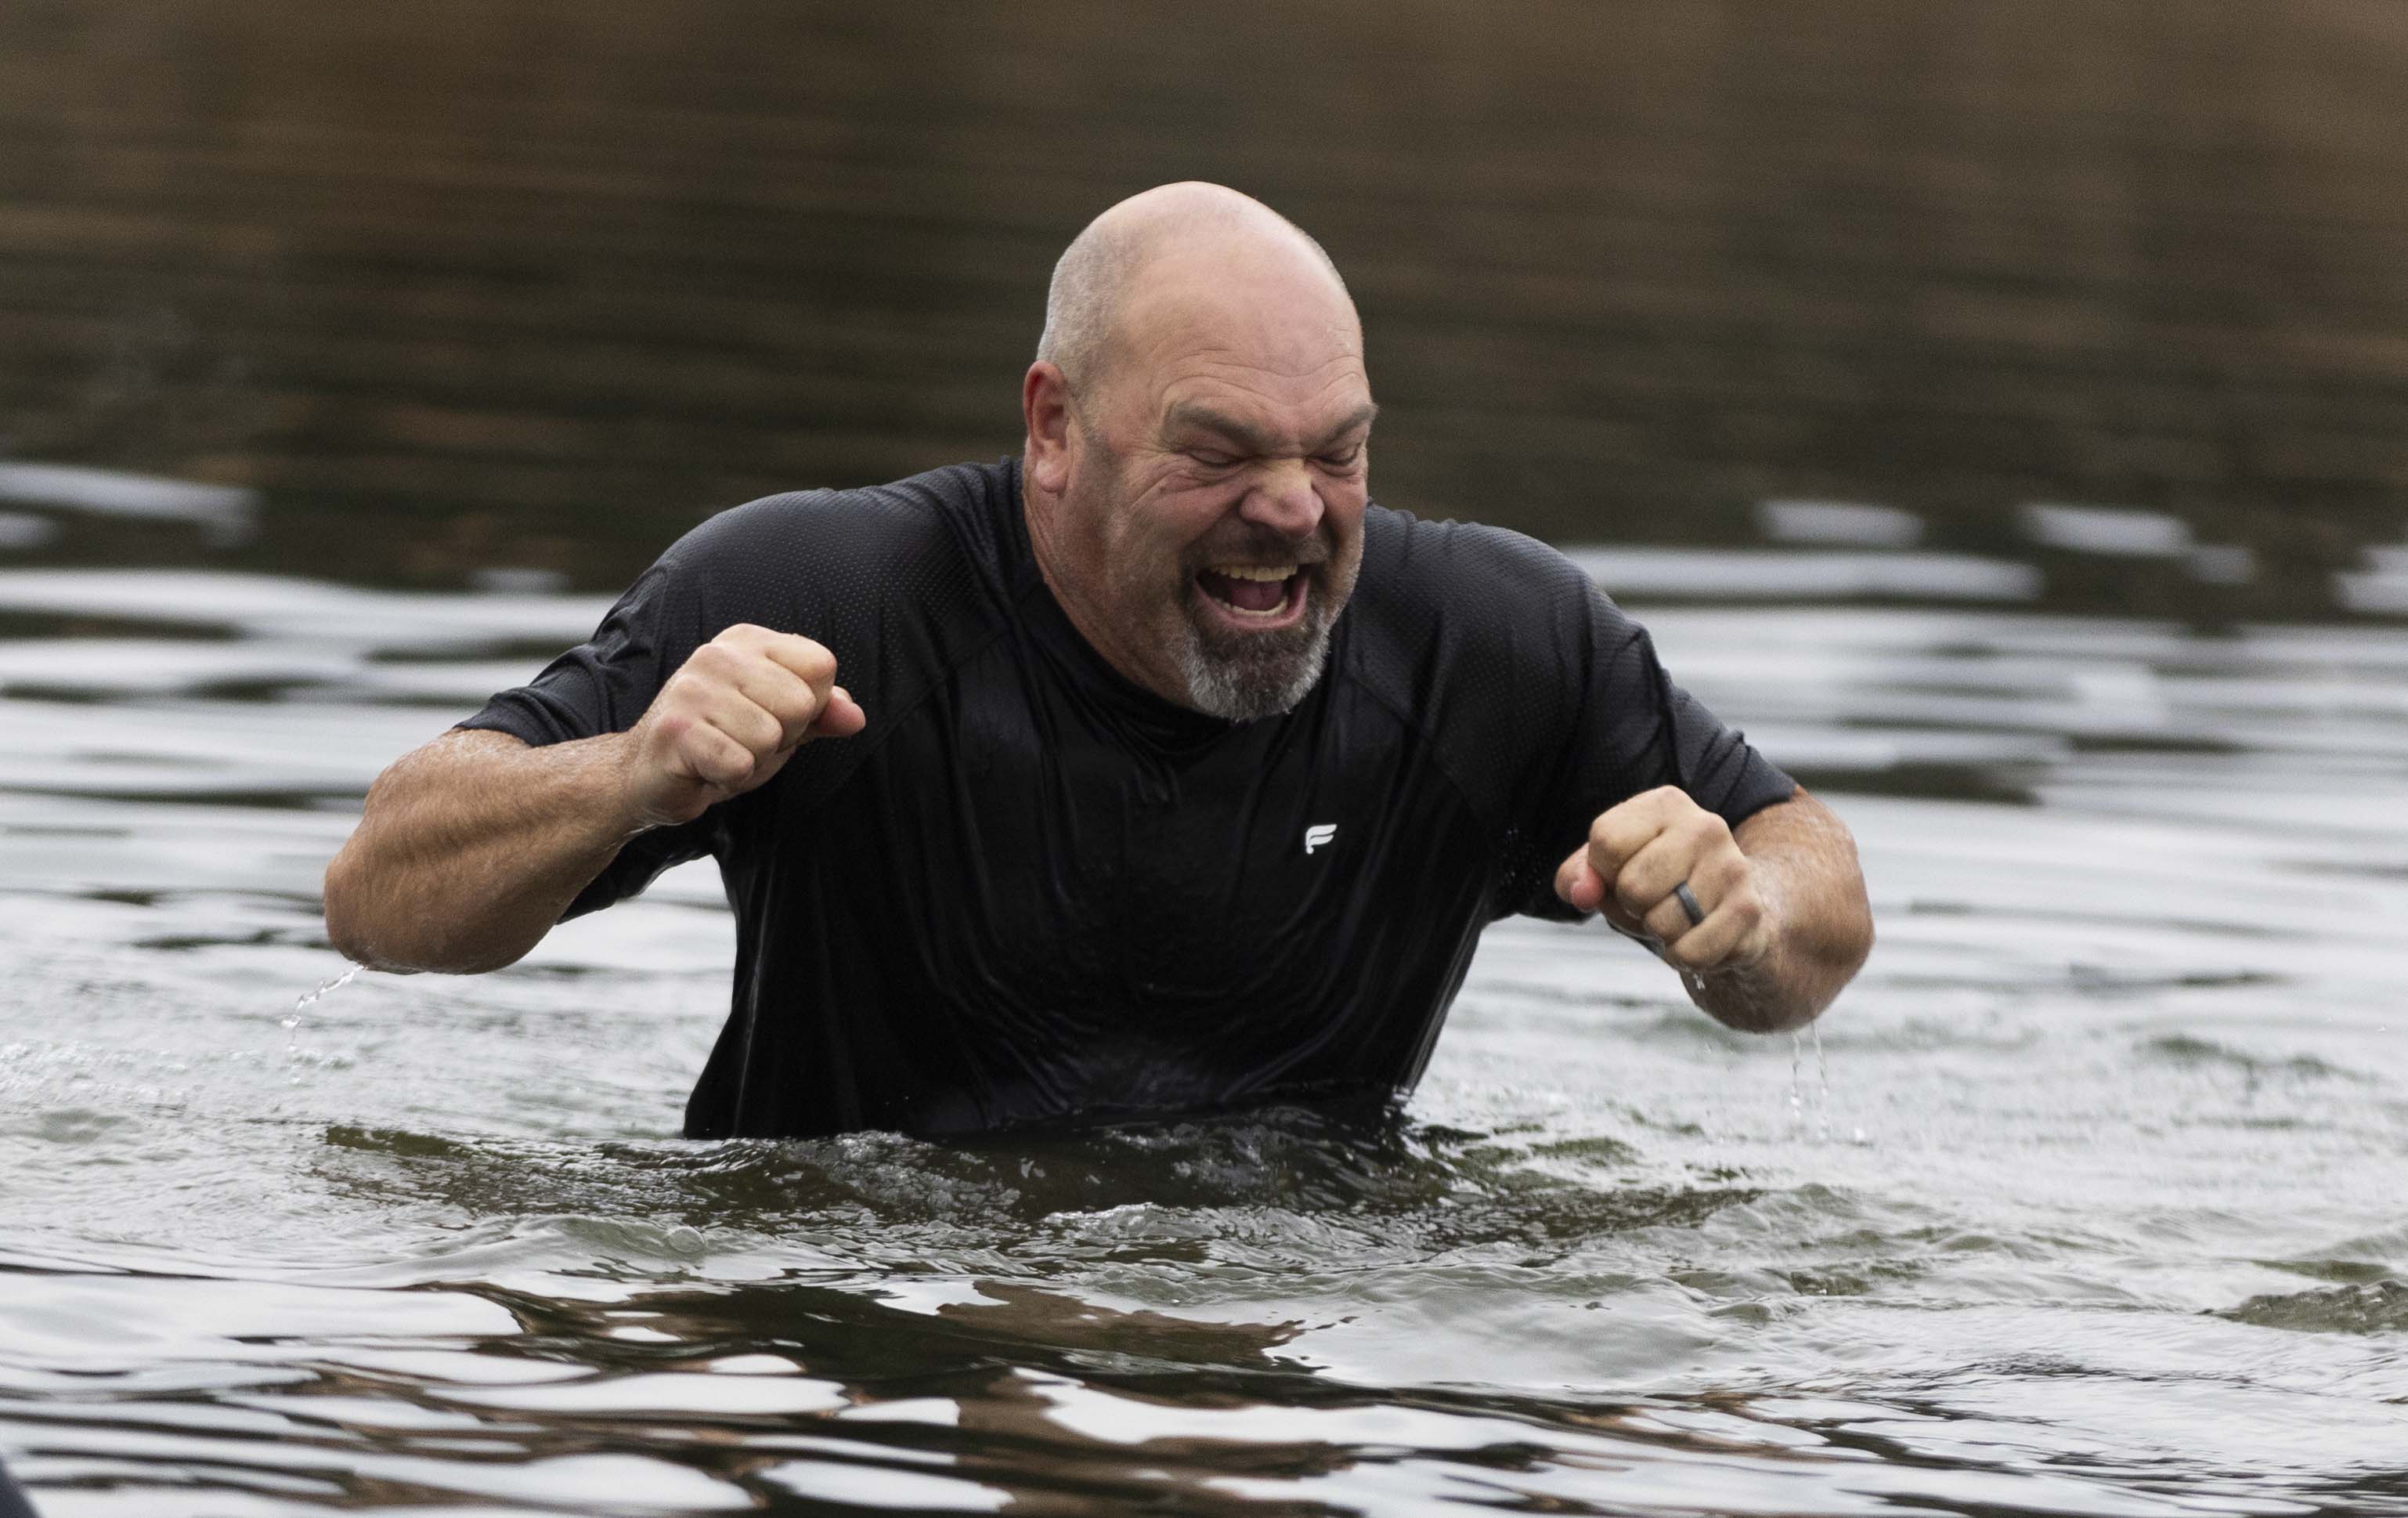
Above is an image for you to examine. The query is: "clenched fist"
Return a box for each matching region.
[1554,785,1773,975]
[616,624,866,828]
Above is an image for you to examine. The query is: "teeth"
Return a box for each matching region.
[1211,563,1296,581]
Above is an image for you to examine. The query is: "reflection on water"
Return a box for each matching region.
[10,1,2408,616]
[7,0,2408,1506]
[1,544,2402,1515]
[0,464,258,548]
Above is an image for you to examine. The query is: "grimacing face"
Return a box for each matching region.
[1052,280,1377,721]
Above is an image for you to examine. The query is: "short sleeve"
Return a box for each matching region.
[1499,584,1795,922]
[459,560,698,747]
[457,556,722,920]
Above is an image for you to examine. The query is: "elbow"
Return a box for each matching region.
[322,866,521,975]
[1805,803,1877,1000]
[322,881,519,976]
[1707,987,1826,1038]
[322,844,406,973]
[1706,882,1872,1037]
[1788,874,1875,1032]
[1840,879,1876,979]
[1787,870,1875,1028]
[320,829,544,976]
[321,844,361,956]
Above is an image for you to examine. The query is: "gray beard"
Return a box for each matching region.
[1068,447,1345,721]
[1171,596,1334,721]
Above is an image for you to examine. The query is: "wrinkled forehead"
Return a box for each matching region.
[1104,246,1371,437]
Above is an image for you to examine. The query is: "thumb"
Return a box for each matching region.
[1555,845,1604,912]
[803,685,868,742]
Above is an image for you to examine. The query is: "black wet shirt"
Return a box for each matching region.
[463,459,1794,1139]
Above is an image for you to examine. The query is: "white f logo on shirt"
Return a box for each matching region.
[1303,823,1338,855]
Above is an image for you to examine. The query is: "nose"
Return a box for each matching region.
[1238,458,1324,541]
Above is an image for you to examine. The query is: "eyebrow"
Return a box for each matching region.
[1163,399,1379,456]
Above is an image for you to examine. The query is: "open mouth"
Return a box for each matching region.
[1195,562,1306,623]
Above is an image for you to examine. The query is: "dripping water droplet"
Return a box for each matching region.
[1789,1028,1805,1129]
[1812,1017,1831,1144]
[285,963,359,1086]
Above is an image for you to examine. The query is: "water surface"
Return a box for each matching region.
[5,2,2408,1509]
[2,534,2403,1516]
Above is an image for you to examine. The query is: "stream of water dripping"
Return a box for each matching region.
[1813,1017,1830,1144]
[1789,1028,1805,1130]
[1789,1020,1838,1142]
[283,962,359,1084]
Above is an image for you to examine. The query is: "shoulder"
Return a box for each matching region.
[650,459,1018,630]
[1338,507,1671,847]
[1350,504,1638,673]
[666,459,1012,580]
[1340,505,1645,801]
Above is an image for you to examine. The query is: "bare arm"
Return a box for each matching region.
[1555,786,1873,1034]
[324,727,649,974]
[324,624,865,974]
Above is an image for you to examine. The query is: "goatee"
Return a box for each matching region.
[1175,605,1334,721]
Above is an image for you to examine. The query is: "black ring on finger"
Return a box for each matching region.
[1672,880,1706,928]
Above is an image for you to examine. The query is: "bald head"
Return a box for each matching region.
[1035,183,1356,394]
[1019,183,1376,721]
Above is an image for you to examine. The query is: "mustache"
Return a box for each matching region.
[1182,523,1334,571]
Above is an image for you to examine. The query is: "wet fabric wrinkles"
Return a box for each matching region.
[463,458,1795,1138]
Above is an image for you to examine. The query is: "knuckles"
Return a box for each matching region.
[717,623,837,683]
[1678,808,1731,849]
[699,752,755,791]
[1720,884,1764,930]
[631,627,847,808]
[779,637,838,685]
[661,631,836,732]
[1697,847,1749,896]
[1591,786,1713,855]
[713,621,775,649]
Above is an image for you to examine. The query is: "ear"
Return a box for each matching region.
[1021,362,1074,495]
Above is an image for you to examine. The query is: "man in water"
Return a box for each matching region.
[324,183,1873,1139]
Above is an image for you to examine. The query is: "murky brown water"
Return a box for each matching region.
[2,559,2404,1516]
[3,3,2406,1515]
[9,0,2408,609]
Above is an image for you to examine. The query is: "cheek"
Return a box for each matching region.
[1124,483,1233,561]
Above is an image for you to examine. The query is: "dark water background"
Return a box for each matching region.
[2,2,2406,1515]
[8,0,2408,610]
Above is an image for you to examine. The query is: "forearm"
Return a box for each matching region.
[1684,790,1872,1033]
[323,728,646,974]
